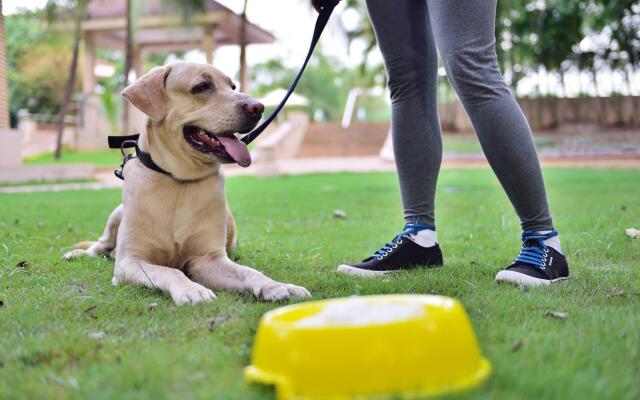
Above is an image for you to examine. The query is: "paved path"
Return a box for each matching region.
[2,155,638,194]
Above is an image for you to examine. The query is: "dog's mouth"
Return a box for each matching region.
[183,125,251,167]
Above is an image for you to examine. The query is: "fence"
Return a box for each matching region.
[438,96,640,132]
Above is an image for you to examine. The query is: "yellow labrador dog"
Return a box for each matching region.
[63,62,310,305]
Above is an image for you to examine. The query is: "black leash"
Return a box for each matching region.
[241,0,341,145]
[107,134,171,180]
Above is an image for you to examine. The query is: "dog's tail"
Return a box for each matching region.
[73,241,96,250]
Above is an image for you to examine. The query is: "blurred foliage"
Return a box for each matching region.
[160,0,208,22]
[251,51,353,122]
[496,0,639,96]
[5,11,75,126]
[341,0,385,89]
[341,0,639,98]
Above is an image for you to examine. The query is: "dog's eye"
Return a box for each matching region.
[191,81,213,94]
[231,83,237,91]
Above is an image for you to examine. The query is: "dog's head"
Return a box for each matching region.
[122,62,263,177]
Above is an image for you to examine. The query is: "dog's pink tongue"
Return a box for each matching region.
[217,135,251,167]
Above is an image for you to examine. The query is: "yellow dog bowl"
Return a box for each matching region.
[245,295,490,399]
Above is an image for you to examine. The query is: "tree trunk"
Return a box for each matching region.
[54,8,84,160]
[0,0,9,129]
[512,70,521,96]
[624,65,634,96]
[122,0,133,131]
[560,70,569,98]
[239,0,249,92]
[592,70,600,97]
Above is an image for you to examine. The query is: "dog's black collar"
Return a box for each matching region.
[108,134,172,180]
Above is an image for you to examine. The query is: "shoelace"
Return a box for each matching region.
[372,223,435,260]
[514,230,558,270]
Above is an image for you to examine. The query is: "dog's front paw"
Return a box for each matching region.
[62,249,87,261]
[170,281,216,305]
[257,282,311,302]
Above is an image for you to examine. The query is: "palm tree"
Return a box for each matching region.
[47,0,90,160]
[0,0,9,129]
[341,0,383,89]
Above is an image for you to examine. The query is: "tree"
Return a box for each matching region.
[252,51,354,121]
[341,0,385,89]
[590,0,640,94]
[46,0,90,159]
[0,0,9,129]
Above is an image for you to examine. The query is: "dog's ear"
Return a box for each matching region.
[122,66,171,121]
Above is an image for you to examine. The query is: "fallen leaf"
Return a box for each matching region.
[89,331,106,340]
[510,339,523,352]
[209,316,228,332]
[545,311,568,320]
[333,209,347,219]
[625,228,640,238]
[148,303,158,312]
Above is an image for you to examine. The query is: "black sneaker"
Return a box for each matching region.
[495,230,569,287]
[337,224,443,277]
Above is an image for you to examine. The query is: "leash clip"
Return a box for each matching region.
[114,139,139,180]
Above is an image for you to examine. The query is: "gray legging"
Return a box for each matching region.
[365,0,554,232]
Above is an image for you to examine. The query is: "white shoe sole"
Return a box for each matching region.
[336,264,392,277]
[495,270,568,287]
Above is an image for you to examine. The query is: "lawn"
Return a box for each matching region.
[442,134,555,155]
[24,149,122,167]
[1,168,639,399]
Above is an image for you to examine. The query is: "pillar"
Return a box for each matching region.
[132,47,143,79]
[202,25,215,64]
[127,47,147,134]
[0,6,8,130]
[82,32,96,95]
[0,4,21,167]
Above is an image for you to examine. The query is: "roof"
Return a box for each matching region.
[82,0,275,52]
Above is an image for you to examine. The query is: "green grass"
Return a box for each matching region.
[0,179,97,188]
[1,168,639,399]
[442,134,483,155]
[24,149,121,167]
[442,134,555,155]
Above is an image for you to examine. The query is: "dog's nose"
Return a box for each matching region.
[243,100,265,116]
